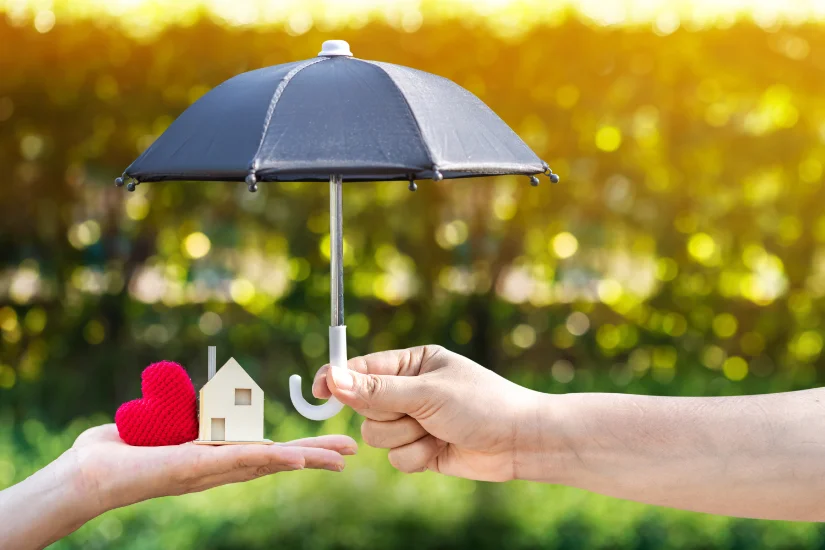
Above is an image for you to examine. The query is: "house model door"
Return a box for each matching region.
[211,418,225,441]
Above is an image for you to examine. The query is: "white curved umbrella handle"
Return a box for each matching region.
[289,326,347,421]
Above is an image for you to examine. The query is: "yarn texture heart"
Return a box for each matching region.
[115,361,199,446]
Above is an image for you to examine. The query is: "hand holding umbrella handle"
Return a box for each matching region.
[289,326,346,421]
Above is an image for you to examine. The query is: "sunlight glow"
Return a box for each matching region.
[4,0,825,37]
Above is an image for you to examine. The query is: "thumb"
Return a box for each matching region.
[325,366,431,416]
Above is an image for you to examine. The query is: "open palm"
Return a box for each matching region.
[69,424,357,512]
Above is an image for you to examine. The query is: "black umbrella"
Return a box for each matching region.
[117,40,559,421]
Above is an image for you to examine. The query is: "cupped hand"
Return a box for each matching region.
[68,424,357,515]
[312,346,544,482]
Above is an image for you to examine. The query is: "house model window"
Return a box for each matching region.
[235,388,252,406]
[194,348,272,445]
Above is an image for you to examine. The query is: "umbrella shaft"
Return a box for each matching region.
[330,175,344,327]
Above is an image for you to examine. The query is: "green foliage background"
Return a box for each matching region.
[2,9,825,548]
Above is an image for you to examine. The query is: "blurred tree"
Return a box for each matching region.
[1,17,825,431]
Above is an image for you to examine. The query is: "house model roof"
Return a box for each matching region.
[202,357,262,392]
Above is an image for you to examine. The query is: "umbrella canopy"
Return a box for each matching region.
[119,40,557,187]
[117,40,559,422]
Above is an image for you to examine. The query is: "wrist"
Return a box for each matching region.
[54,449,108,526]
[512,391,583,485]
[0,450,103,550]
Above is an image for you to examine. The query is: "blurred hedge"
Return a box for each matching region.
[2,13,825,548]
[5,411,825,550]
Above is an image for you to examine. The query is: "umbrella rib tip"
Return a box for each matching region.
[246,171,258,192]
[542,162,560,184]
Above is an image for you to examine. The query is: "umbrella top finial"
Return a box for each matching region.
[318,40,352,57]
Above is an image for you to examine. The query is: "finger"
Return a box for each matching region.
[361,417,427,449]
[163,444,305,495]
[185,459,316,494]
[187,462,304,494]
[315,363,406,421]
[203,446,345,474]
[325,365,438,417]
[345,346,444,377]
[351,407,406,422]
[186,446,348,493]
[313,348,426,399]
[312,365,332,399]
[316,346,446,421]
[293,447,347,472]
[387,435,445,474]
[183,443,308,477]
[280,435,358,455]
[172,443,348,494]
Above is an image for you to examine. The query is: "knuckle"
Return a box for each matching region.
[400,348,416,375]
[400,345,442,375]
[423,344,444,357]
[362,374,383,402]
[254,465,272,477]
[422,345,444,364]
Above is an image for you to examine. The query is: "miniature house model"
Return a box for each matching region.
[195,346,272,445]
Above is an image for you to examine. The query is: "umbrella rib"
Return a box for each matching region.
[359,60,546,179]
[248,57,331,175]
[356,59,439,176]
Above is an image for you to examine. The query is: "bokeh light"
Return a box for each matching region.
[182,231,211,259]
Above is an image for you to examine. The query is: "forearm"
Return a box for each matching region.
[523,388,825,521]
[0,449,102,550]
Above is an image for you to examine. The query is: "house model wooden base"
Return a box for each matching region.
[194,346,273,445]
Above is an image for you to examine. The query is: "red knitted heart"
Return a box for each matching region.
[115,361,199,446]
